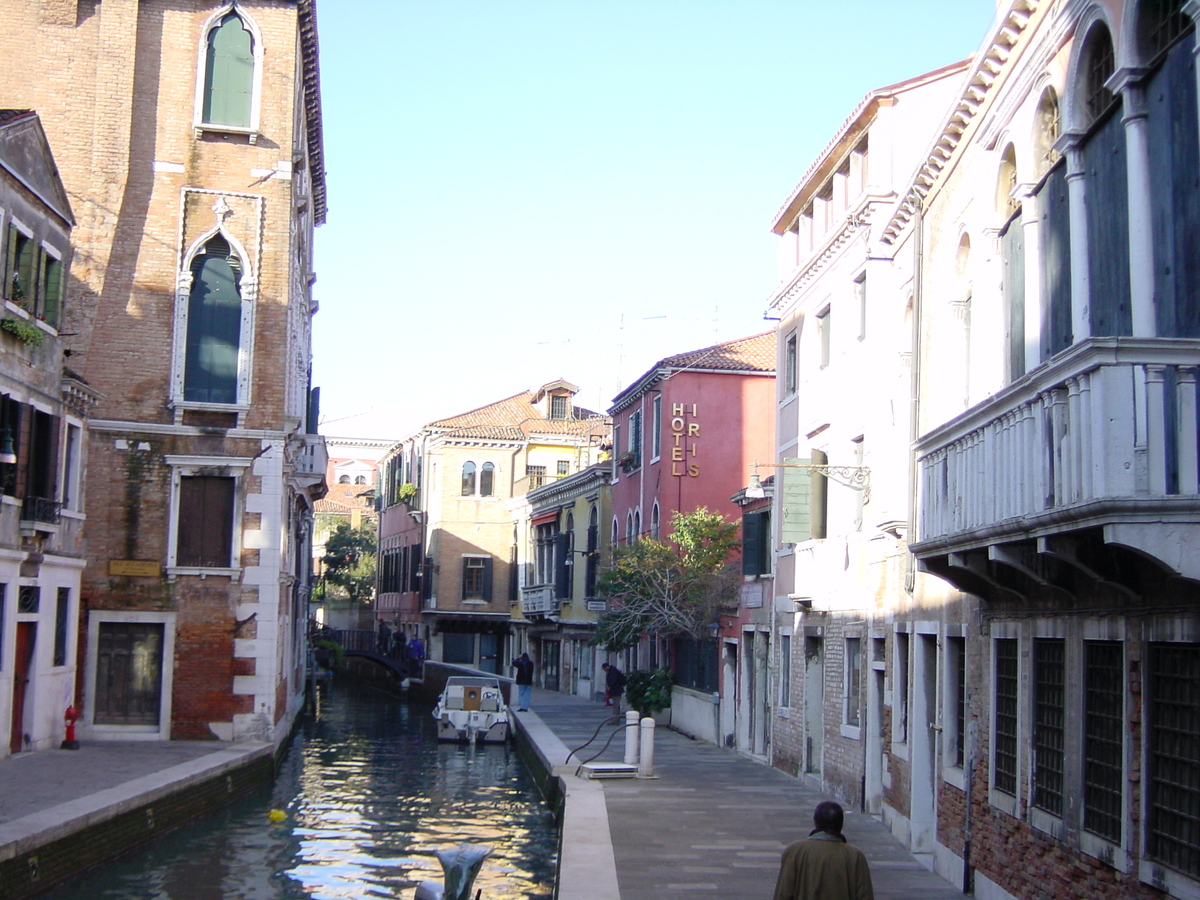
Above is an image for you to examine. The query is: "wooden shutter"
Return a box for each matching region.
[743,511,767,577]
[1000,210,1025,382]
[482,557,494,602]
[203,14,254,127]
[1083,105,1132,338]
[780,457,813,544]
[178,476,235,567]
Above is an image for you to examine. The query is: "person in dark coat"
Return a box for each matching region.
[602,662,625,709]
[512,652,535,711]
[772,801,874,900]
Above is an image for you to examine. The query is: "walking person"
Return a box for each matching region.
[602,662,625,710]
[406,635,425,675]
[772,801,874,900]
[377,620,391,655]
[512,652,535,711]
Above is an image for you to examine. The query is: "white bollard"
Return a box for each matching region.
[624,710,640,765]
[638,716,656,777]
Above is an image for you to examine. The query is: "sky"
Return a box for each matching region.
[310,0,1000,441]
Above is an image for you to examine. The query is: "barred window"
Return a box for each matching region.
[53,587,70,667]
[1148,643,1200,877]
[844,637,862,726]
[994,638,1019,794]
[1083,641,1124,842]
[1033,638,1066,817]
[1081,24,1116,124]
[948,636,967,768]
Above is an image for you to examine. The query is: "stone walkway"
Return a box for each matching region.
[522,687,965,900]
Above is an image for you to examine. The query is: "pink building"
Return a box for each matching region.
[607,333,775,742]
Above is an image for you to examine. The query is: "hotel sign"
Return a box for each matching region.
[669,402,700,477]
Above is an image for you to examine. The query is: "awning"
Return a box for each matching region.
[532,510,560,527]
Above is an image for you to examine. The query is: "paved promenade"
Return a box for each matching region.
[521,686,965,900]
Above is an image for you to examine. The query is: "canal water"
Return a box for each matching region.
[39,680,557,900]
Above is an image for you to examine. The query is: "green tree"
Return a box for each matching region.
[594,508,740,651]
[320,521,377,605]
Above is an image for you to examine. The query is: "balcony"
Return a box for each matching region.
[521,584,557,617]
[21,495,60,526]
[289,432,329,501]
[912,338,1200,598]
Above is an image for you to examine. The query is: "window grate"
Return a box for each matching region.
[1083,641,1124,842]
[1033,638,1066,817]
[994,638,1018,794]
[1148,643,1200,877]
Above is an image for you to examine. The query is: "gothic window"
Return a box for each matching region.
[200,11,256,129]
[184,233,243,404]
[1080,24,1116,125]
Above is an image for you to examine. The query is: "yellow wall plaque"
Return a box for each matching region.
[109,560,161,577]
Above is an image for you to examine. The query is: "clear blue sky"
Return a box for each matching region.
[311,0,999,440]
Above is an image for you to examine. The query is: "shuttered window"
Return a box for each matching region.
[184,235,242,404]
[742,510,770,577]
[202,13,254,128]
[177,475,235,568]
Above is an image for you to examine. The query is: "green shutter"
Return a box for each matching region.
[203,14,253,127]
[780,457,812,543]
[42,256,63,328]
[184,237,242,404]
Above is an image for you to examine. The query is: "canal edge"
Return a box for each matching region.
[511,710,621,900]
[0,743,274,900]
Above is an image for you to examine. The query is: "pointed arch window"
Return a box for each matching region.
[195,6,263,137]
[184,234,243,404]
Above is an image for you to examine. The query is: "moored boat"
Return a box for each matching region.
[433,676,509,743]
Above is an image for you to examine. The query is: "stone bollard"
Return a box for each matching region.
[638,716,656,777]
[624,710,640,765]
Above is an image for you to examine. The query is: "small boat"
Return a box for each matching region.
[433,676,510,743]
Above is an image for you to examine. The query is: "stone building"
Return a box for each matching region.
[763,61,969,813]
[1,0,327,746]
[376,381,608,672]
[0,110,100,757]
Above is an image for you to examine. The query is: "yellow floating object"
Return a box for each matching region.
[267,808,287,822]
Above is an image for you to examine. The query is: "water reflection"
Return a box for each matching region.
[38,681,556,899]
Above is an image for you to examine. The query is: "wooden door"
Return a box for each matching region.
[9,623,34,753]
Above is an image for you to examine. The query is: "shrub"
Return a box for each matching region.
[626,667,673,717]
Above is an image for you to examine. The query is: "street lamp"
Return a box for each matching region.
[744,459,871,502]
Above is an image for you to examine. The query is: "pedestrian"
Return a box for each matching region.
[512,652,535,711]
[601,662,625,709]
[772,800,874,900]
[407,635,425,673]
[377,620,391,654]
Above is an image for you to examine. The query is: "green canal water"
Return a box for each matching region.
[39,680,557,899]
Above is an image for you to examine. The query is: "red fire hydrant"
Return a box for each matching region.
[61,705,80,750]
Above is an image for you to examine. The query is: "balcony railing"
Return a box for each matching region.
[913,338,1200,557]
[521,584,556,617]
[21,496,61,525]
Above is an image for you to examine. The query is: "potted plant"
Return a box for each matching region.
[625,667,673,722]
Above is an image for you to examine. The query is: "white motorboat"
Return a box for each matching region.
[433,676,510,743]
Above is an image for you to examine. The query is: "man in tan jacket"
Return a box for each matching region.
[773,801,874,900]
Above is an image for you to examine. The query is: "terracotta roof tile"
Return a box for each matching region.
[428,390,608,441]
[658,331,777,372]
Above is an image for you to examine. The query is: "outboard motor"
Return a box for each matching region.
[414,843,492,900]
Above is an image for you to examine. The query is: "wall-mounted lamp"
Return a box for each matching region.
[0,424,16,465]
[745,459,870,502]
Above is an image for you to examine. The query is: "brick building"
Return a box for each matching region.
[1,1,327,745]
[0,110,100,757]
[377,381,609,673]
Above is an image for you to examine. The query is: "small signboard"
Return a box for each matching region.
[586,600,606,612]
[740,582,764,609]
[109,560,161,577]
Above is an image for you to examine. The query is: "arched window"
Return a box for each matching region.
[461,461,476,496]
[202,12,255,128]
[480,462,495,497]
[1080,24,1116,125]
[611,518,619,551]
[626,512,634,544]
[651,503,661,539]
[1138,0,1191,62]
[1034,88,1061,177]
[184,233,243,404]
[633,510,641,541]
[338,475,350,484]
[354,475,367,485]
